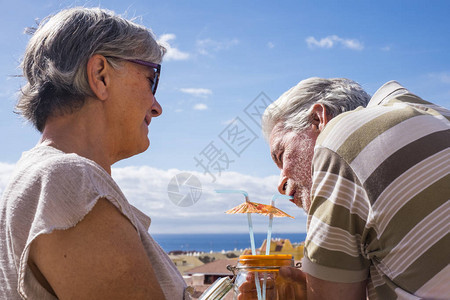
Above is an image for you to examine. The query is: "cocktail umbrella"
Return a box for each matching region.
[225,201,270,215]
[259,204,294,219]
[225,200,293,218]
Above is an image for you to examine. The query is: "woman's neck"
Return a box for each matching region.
[40,105,115,175]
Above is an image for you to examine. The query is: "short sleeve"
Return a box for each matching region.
[303,147,371,283]
[15,153,138,298]
[25,155,130,237]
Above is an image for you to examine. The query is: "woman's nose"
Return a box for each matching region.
[151,97,162,117]
[278,175,288,194]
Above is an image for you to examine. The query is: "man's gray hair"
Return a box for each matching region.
[262,77,371,140]
[17,7,166,132]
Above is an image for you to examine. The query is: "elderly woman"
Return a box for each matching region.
[0,7,187,299]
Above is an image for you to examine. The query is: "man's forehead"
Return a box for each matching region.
[269,123,287,151]
[270,123,302,151]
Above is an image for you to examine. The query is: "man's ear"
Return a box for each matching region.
[86,54,110,101]
[310,103,331,132]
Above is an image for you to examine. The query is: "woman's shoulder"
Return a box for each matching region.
[20,145,104,174]
[11,145,123,203]
[16,145,114,187]
[6,145,130,229]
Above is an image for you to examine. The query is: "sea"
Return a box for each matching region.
[152,232,307,253]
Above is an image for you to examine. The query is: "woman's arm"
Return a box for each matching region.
[28,198,166,299]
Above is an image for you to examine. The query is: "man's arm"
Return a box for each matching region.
[306,273,367,300]
[279,266,366,300]
[28,198,166,299]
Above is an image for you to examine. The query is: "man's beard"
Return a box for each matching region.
[288,132,315,212]
[286,177,312,212]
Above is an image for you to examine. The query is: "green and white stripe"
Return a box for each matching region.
[304,84,450,299]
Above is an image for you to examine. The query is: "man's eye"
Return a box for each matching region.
[277,152,284,167]
[148,77,155,86]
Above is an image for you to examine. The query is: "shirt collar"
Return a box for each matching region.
[367,80,409,107]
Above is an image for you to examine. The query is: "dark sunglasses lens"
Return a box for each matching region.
[152,70,159,95]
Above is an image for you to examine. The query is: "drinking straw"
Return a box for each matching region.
[215,190,257,254]
[265,195,275,255]
[262,195,276,300]
[246,209,263,300]
[265,194,294,255]
[262,194,294,299]
[215,189,262,300]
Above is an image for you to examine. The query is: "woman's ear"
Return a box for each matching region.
[86,54,109,101]
[310,103,331,132]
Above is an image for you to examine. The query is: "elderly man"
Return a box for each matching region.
[262,78,449,299]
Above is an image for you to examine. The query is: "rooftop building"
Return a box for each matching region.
[242,238,305,260]
[168,254,204,274]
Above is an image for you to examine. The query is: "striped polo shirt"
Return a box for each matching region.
[302,81,449,299]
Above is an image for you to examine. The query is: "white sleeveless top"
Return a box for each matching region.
[0,145,188,299]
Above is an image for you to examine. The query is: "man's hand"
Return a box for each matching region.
[237,267,306,300]
[238,272,276,300]
[278,266,307,299]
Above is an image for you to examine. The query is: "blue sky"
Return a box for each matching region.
[1,0,449,234]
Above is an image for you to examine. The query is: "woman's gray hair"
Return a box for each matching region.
[17,7,166,132]
[262,77,371,140]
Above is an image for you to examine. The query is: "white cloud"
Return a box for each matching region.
[267,42,275,49]
[381,46,391,51]
[306,35,364,50]
[111,166,306,234]
[0,162,306,234]
[222,119,235,125]
[428,72,450,84]
[157,34,190,61]
[180,88,213,97]
[193,103,208,110]
[196,38,239,55]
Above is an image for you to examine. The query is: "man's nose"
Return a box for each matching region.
[278,176,288,194]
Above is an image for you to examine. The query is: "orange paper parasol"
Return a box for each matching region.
[225,201,294,218]
[260,204,294,218]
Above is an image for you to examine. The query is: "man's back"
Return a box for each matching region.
[303,83,450,299]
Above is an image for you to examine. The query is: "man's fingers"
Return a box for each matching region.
[238,270,305,300]
[279,266,306,282]
[239,281,256,293]
[237,282,259,300]
[237,290,257,300]
[239,277,275,292]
